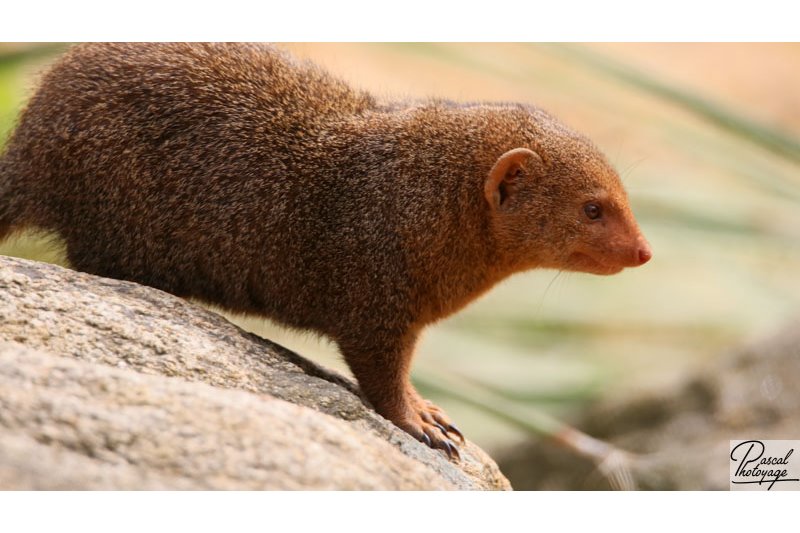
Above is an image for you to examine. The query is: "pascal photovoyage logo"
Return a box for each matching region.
[730,440,800,491]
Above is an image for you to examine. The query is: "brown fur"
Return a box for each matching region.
[0,43,651,456]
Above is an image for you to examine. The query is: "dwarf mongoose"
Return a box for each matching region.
[0,43,651,458]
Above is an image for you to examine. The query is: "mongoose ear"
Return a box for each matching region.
[484,148,542,210]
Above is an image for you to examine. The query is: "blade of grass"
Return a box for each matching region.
[543,43,800,165]
[0,43,67,68]
[413,370,637,489]
[388,44,800,200]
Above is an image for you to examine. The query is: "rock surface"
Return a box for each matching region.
[498,320,800,490]
[0,255,510,490]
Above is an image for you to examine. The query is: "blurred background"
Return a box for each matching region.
[1,43,799,461]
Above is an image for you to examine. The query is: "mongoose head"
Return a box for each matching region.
[484,125,652,276]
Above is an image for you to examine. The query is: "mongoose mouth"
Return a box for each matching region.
[566,252,625,276]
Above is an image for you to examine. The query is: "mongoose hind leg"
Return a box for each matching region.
[339,333,464,460]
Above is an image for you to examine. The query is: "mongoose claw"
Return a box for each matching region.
[442,441,453,459]
[421,432,432,448]
[434,422,449,436]
[443,440,461,461]
[447,424,465,444]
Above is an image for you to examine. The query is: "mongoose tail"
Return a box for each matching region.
[0,156,23,241]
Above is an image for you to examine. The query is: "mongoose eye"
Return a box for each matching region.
[584,202,602,220]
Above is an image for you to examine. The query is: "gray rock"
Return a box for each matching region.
[0,255,509,490]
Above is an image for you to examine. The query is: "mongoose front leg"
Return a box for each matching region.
[339,333,464,459]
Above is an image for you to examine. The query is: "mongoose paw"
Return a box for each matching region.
[411,419,461,461]
[424,400,465,444]
[401,395,465,461]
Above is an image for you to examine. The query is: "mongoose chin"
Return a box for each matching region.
[0,43,652,459]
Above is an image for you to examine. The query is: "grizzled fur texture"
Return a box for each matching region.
[0,43,650,456]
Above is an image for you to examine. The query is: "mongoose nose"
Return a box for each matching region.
[637,244,652,265]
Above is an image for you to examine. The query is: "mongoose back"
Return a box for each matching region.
[0,43,652,457]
